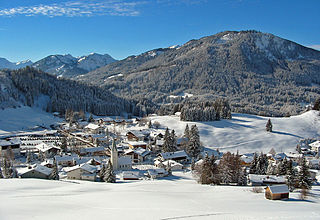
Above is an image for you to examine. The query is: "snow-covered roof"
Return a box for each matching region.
[54,155,78,162]
[160,150,188,160]
[156,139,164,146]
[148,168,167,176]
[267,184,289,194]
[309,140,320,148]
[80,146,106,154]
[35,142,60,152]
[155,160,183,168]
[85,123,100,130]
[127,130,145,138]
[240,155,253,163]
[249,174,286,184]
[122,171,140,179]
[0,138,21,147]
[128,141,148,146]
[125,147,150,157]
[65,163,97,174]
[17,164,52,176]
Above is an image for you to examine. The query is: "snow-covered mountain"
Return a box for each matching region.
[0,58,33,70]
[32,53,116,78]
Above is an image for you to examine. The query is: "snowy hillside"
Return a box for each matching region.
[0,172,319,220]
[0,106,62,136]
[150,111,320,154]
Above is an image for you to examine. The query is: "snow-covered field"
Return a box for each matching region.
[0,106,61,135]
[151,111,320,154]
[0,171,319,220]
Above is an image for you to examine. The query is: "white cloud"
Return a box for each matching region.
[0,0,145,17]
[308,45,320,51]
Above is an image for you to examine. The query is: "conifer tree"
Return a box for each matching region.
[170,129,177,152]
[256,152,268,175]
[26,150,33,164]
[104,160,116,183]
[266,162,276,175]
[266,119,272,132]
[186,125,201,159]
[312,97,320,111]
[99,164,106,182]
[286,160,297,192]
[162,128,171,153]
[0,166,3,178]
[297,157,312,189]
[184,124,190,140]
[199,154,212,184]
[249,153,258,174]
[88,113,94,122]
[49,158,59,180]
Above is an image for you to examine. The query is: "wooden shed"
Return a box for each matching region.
[265,185,289,200]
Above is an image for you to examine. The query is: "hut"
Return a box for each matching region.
[265,185,289,200]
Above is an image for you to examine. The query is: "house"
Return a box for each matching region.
[126,131,145,141]
[248,174,286,186]
[110,139,132,170]
[128,141,148,149]
[118,157,132,170]
[159,150,189,163]
[85,123,104,134]
[17,164,52,179]
[265,185,289,200]
[308,159,320,169]
[0,138,21,157]
[147,168,168,179]
[121,171,140,180]
[309,140,320,153]
[154,159,183,170]
[54,155,78,167]
[35,142,61,155]
[124,147,151,163]
[65,163,97,181]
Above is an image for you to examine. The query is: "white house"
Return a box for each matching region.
[147,168,168,179]
[159,150,188,163]
[309,140,320,153]
[154,159,183,170]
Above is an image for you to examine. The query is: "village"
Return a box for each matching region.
[0,111,319,201]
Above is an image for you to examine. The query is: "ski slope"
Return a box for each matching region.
[151,111,320,154]
[0,171,319,220]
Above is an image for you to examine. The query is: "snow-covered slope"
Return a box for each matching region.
[32,53,116,78]
[0,106,62,136]
[151,110,320,154]
[0,58,33,70]
[0,172,319,220]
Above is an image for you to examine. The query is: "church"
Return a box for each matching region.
[110,139,132,171]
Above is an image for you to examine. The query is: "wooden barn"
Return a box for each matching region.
[265,185,289,200]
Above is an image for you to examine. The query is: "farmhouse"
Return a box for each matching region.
[147,168,168,179]
[126,130,145,141]
[265,185,289,200]
[124,147,151,163]
[248,174,286,186]
[128,141,148,149]
[0,138,21,157]
[35,142,61,155]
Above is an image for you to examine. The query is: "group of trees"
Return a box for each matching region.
[198,152,247,186]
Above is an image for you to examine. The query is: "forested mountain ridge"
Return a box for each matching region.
[0,67,146,116]
[76,30,320,116]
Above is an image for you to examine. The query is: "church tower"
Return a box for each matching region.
[110,139,119,170]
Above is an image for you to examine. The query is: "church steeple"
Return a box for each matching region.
[110,138,119,170]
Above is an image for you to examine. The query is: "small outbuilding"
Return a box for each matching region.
[265,184,289,200]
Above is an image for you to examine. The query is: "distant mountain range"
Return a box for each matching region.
[76,30,320,116]
[0,58,33,70]
[0,53,117,78]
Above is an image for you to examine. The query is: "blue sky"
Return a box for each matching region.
[0,0,319,62]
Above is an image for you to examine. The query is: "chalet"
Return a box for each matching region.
[121,171,140,180]
[124,147,151,163]
[65,163,97,181]
[309,140,320,153]
[128,141,148,149]
[240,155,253,167]
[0,138,21,157]
[126,131,145,141]
[17,164,52,179]
[154,160,183,170]
[147,168,168,179]
[159,150,189,163]
[248,174,286,186]
[265,185,289,200]
[35,142,61,155]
